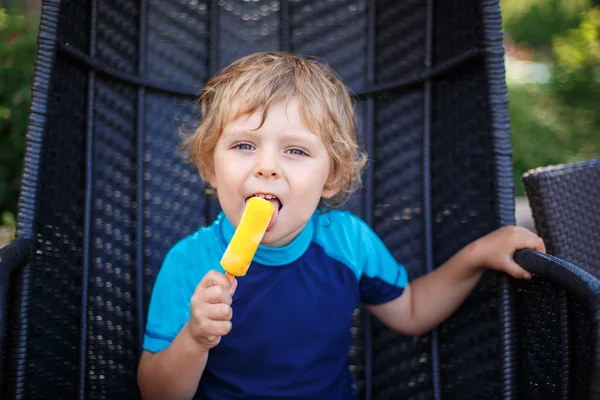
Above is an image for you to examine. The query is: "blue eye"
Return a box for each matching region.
[287,148,307,156]
[234,142,254,151]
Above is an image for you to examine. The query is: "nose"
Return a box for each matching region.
[254,149,281,179]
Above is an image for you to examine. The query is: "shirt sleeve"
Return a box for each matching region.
[354,217,409,305]
[142,238,197,353]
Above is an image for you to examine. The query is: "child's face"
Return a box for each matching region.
[208,99,337,247]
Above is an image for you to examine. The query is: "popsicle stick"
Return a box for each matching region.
[225,271,235,282]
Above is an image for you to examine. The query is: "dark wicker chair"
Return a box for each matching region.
[522,158,600,278]
[1,1,599,399]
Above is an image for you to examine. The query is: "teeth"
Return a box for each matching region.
[254,194,276,200]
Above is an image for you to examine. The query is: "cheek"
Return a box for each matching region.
[215,152,249,185]
[212,151,231,187]
[214,148,230,170]
[295,159,330,188]
[317,157,333,185]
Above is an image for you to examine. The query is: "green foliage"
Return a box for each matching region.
[501,0,590,50]
[551,7,600,109]
[2,211,15,240]
[507,4,600,195]
[0,8,38,216]
[509,84,600,196]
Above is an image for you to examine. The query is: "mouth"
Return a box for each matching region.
[246,193,282,231]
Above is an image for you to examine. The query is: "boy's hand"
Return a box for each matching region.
[187,270,238,351]
[469,226,546,280]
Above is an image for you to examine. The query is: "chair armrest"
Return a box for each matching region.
[513,249,600,399]
[514,249,600,308]
[0,237,34,378]
[0,237,34,276]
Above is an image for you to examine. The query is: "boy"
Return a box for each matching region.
[137,52,545,400]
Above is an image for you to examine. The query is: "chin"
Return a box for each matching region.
[260,229,282,245]
[261,220,310,247]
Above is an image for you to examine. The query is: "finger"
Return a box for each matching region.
[507,260,532,280]
[208,320,232,336]
[517,235,547,255]
[205,303,233,321]
[199,270,234,291]
[229,277,238,296]
[514,229,547,254]
[204,285,233,305]
[533,237,546,254]
[205,335,220,344]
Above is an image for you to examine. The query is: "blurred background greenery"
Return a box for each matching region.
[0,1,38,240]
[503,0,600,195]
[0,0,598,243]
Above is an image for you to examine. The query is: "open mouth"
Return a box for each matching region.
[246,193,282,231]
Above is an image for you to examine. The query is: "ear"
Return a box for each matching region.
[321,181,341,199]
[322,188,336,199]
[203,165,217,189]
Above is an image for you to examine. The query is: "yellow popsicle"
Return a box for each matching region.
[221,197,275,281]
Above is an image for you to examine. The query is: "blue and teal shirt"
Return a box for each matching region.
[143,210,409,400]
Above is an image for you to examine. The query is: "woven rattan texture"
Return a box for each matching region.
[57,0,90,51]
[433,0,481,64]
[514,278,594,400]
[374,0,424,84]
[522,159,600,278]
[369,9,431,397]
[219,1,281,70]
[147,0,210,88]
[372,89,430,399]
[142,93,210,311]
[432,58,501,399]
[5,0,520,399]
[89,78,139,398]
[568,293,595,400]
[96,1,139,73]
[292,0,367,92]
[22,56,88,399]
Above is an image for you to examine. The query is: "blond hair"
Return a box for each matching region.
[181,51,367,208]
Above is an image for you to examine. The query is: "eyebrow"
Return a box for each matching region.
[221,130,250,138]
[222,129,319,143]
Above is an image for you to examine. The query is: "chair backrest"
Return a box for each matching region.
[4,0,519,399]
[522,158,600,278]
[519,160,600,399]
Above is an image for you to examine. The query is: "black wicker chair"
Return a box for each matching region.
[522,158,600,278]
[1,1,599,399]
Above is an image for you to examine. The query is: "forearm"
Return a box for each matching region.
[407,244,483,335]
[138,323,209,400]
[370,226,542,336]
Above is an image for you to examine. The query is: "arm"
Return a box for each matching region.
[138,271,237,400]
[368,226,545,336]
[138,324,209,400]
